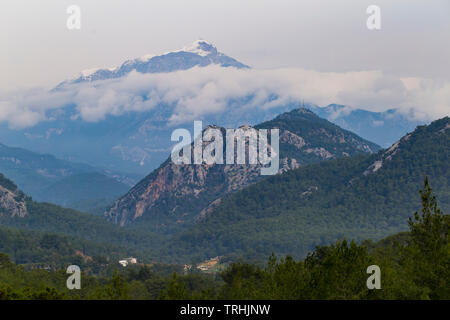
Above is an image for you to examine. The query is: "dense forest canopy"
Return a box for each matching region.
[1,179,448,300]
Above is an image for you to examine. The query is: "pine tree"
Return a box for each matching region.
[159,273,188,300]
[106,271,130,300]
[408,177,448,259]
[407,177,449,299]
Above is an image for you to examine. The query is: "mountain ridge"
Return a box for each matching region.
[0,142,132,212]
[157,116,450,262]
[0,41,430,174]
[105,108,380,230]
[57,40,249,87]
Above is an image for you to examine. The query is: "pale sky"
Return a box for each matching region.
[1,0,449,91]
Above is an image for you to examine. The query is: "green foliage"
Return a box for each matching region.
[159,273,188,300]
[408,177,448,260]
[104,271,130,300]
[302,240,371,299]
[216,178,449,300]
[162,118,450,262]
[0,198,165,261]
[406,177,449,299]
[0,224,133,274]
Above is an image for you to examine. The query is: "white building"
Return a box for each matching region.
[118,257,137,267]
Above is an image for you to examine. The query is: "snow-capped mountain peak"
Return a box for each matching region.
[80,68,101,77]
[181,39,218,57]
[59,40,248,87]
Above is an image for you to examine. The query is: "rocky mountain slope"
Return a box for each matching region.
[0,174,27,218]
[105,108,380,231]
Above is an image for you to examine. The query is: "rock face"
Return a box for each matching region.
[0,174,27,218]
[105,109,380,231]
[363,133,412,176]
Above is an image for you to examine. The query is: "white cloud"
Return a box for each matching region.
[0,88,71,128]
[0,66,449,129]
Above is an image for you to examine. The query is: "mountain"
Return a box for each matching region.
[0,40,256,175]
[0,142,133,212]
[0,41,423,175]
[0,142,95,196]
[38,173,129,213]
[159,117,450,262]
[0,174,140,269]
[0,173,162,256]
[105,108,380,231]
[309,104,425,148]
[58,40,249,86]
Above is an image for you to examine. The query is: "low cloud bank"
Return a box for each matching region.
[1,66,449,129]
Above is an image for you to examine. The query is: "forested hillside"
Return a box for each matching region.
[1,179,448,300]
[0,173,162,260]
[160,117,450,262]
[0,224,132,273]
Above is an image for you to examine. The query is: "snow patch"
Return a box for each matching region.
[80,68,101,77]
[137,54,156,62]
[181,40,216,57]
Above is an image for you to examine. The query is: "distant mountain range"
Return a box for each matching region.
[105,108,381,231]
[0,40,424,176]
[309,104,425,148]
[1,116,448,264]
[0,143,132,212]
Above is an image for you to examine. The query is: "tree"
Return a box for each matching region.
[408,177,448,258]
[304,239,373,299]
[105,271,130,300]
[407,177,449,299]
[159,273,188,300]
[0,253,13,269]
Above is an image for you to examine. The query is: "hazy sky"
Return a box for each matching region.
[2,0,449,90]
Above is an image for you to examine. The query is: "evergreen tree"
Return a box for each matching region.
[407,177,449,299]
